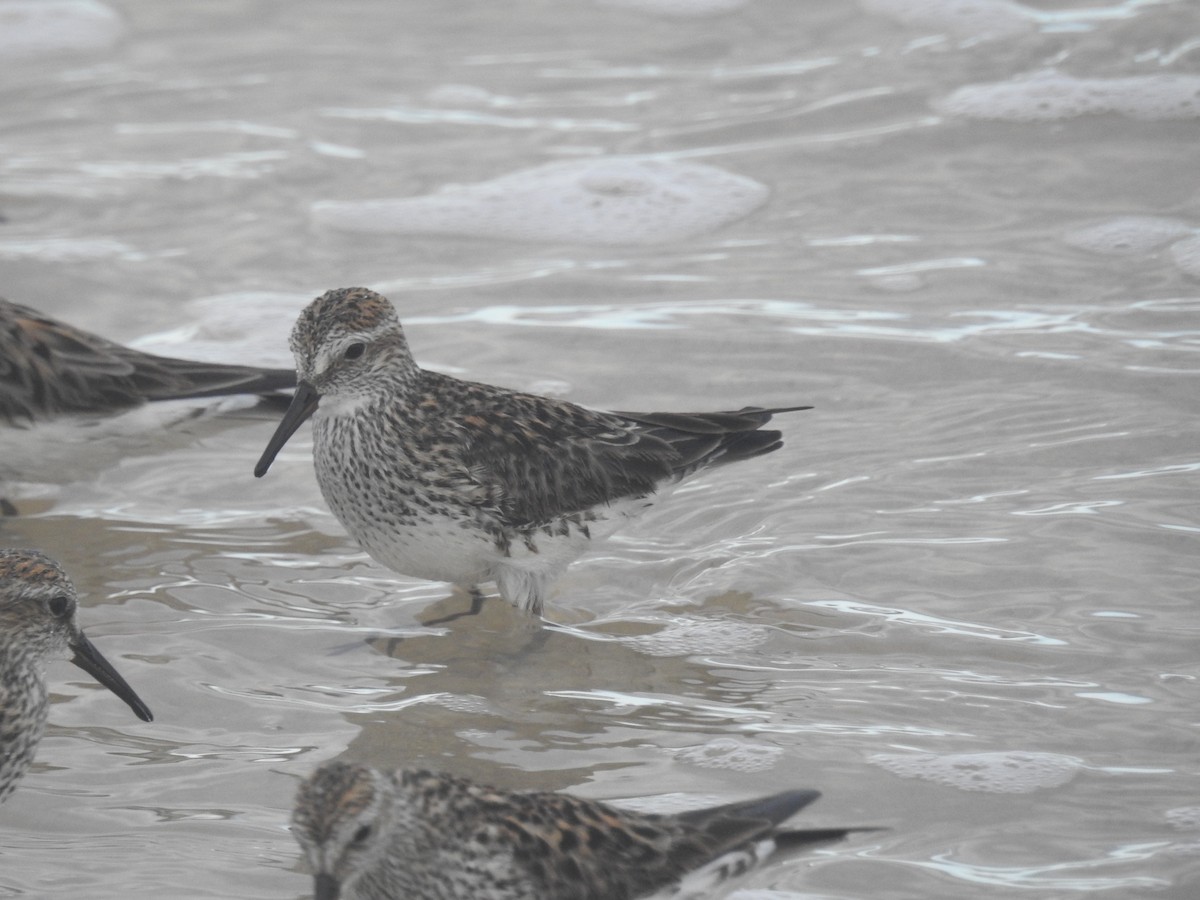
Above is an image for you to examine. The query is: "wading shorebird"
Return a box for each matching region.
[0,548,152,804]
[255,287,808,615]
[292,761,870,900]
[0,297,296,513]
[0,297,295,426]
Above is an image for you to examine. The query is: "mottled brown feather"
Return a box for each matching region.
[0,298,295,425]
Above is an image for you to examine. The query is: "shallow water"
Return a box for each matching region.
[1,1,1199,897]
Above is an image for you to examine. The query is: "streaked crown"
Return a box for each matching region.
[293,761,382,844]
[0,548,71,590]
[0,548,77,657]
[294,288,399,343]
[288,288,415,391]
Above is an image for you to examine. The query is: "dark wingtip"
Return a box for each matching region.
[678,788,822,833]
[143,363,298,403]
[741,789,823,825]
[731,404,813,422]
[775,824,888,850]
[707,429,785,466]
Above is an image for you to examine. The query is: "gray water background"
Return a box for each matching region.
[1,1,1198,897]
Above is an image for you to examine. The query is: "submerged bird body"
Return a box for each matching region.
[0,297,296,426]
[293,762,862,900]
[0,548,152,804]
[256,287,807,613]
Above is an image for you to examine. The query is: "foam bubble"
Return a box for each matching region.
[312,157,769,246]
[1168,235,1200,278]
[1064,216,1195,256]
[861,0,1035,41]
[0,0,123,58]
[871,750,1081,792]
[595,0,751,16]
[1167,807,1200,831]
[675,738,782,773]
[426,693,494,715]
[620,617,769,656]
[936,70,1200,122]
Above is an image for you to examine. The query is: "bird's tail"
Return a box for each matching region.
[615,405,811,472]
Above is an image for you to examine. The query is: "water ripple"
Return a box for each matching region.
[801,600,1069,646]
[322,104,637,133]
[905,846,1169,891]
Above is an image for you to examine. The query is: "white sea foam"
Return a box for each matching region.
[312,157,769,246]
[872,750,1081,792]
[0,0,123,57]
[620,617,770,656]
[936,70,1200,121]
[1168,234,1200,278]
[1064,217,1195,256]
[1166,807,1200,831]
[675,738,782,772]
[1063,216,1200,279]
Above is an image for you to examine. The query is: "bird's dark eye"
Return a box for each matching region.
[344,342,366,360]
[46,594,74,619]
[351,824,372,846]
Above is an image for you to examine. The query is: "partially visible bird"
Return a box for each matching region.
[0,297,295,426]
[292,761,871,900]
[254,287,808,614]
[0,548,152,805]
[0,297,297,512]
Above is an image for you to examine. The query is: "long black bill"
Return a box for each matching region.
[313,872,340,900]
[254,380,320,478]
[69,631,153,723]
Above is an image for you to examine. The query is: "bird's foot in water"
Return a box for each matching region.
[421,587,488,626]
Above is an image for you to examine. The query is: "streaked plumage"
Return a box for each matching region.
[0,297,295,426]
[255,287,809,614]
[292,762,868,900]
[0,548,152,804]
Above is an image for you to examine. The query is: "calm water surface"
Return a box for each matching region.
[1,1,1198,897]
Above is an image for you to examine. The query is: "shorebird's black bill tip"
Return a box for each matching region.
[255,381,319,477]
[69,631,153,723]
[314,872,341,900]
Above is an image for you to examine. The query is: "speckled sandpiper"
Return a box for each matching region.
[254,287,808,615]
[0,548,152,804]
[292,761,867,900]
